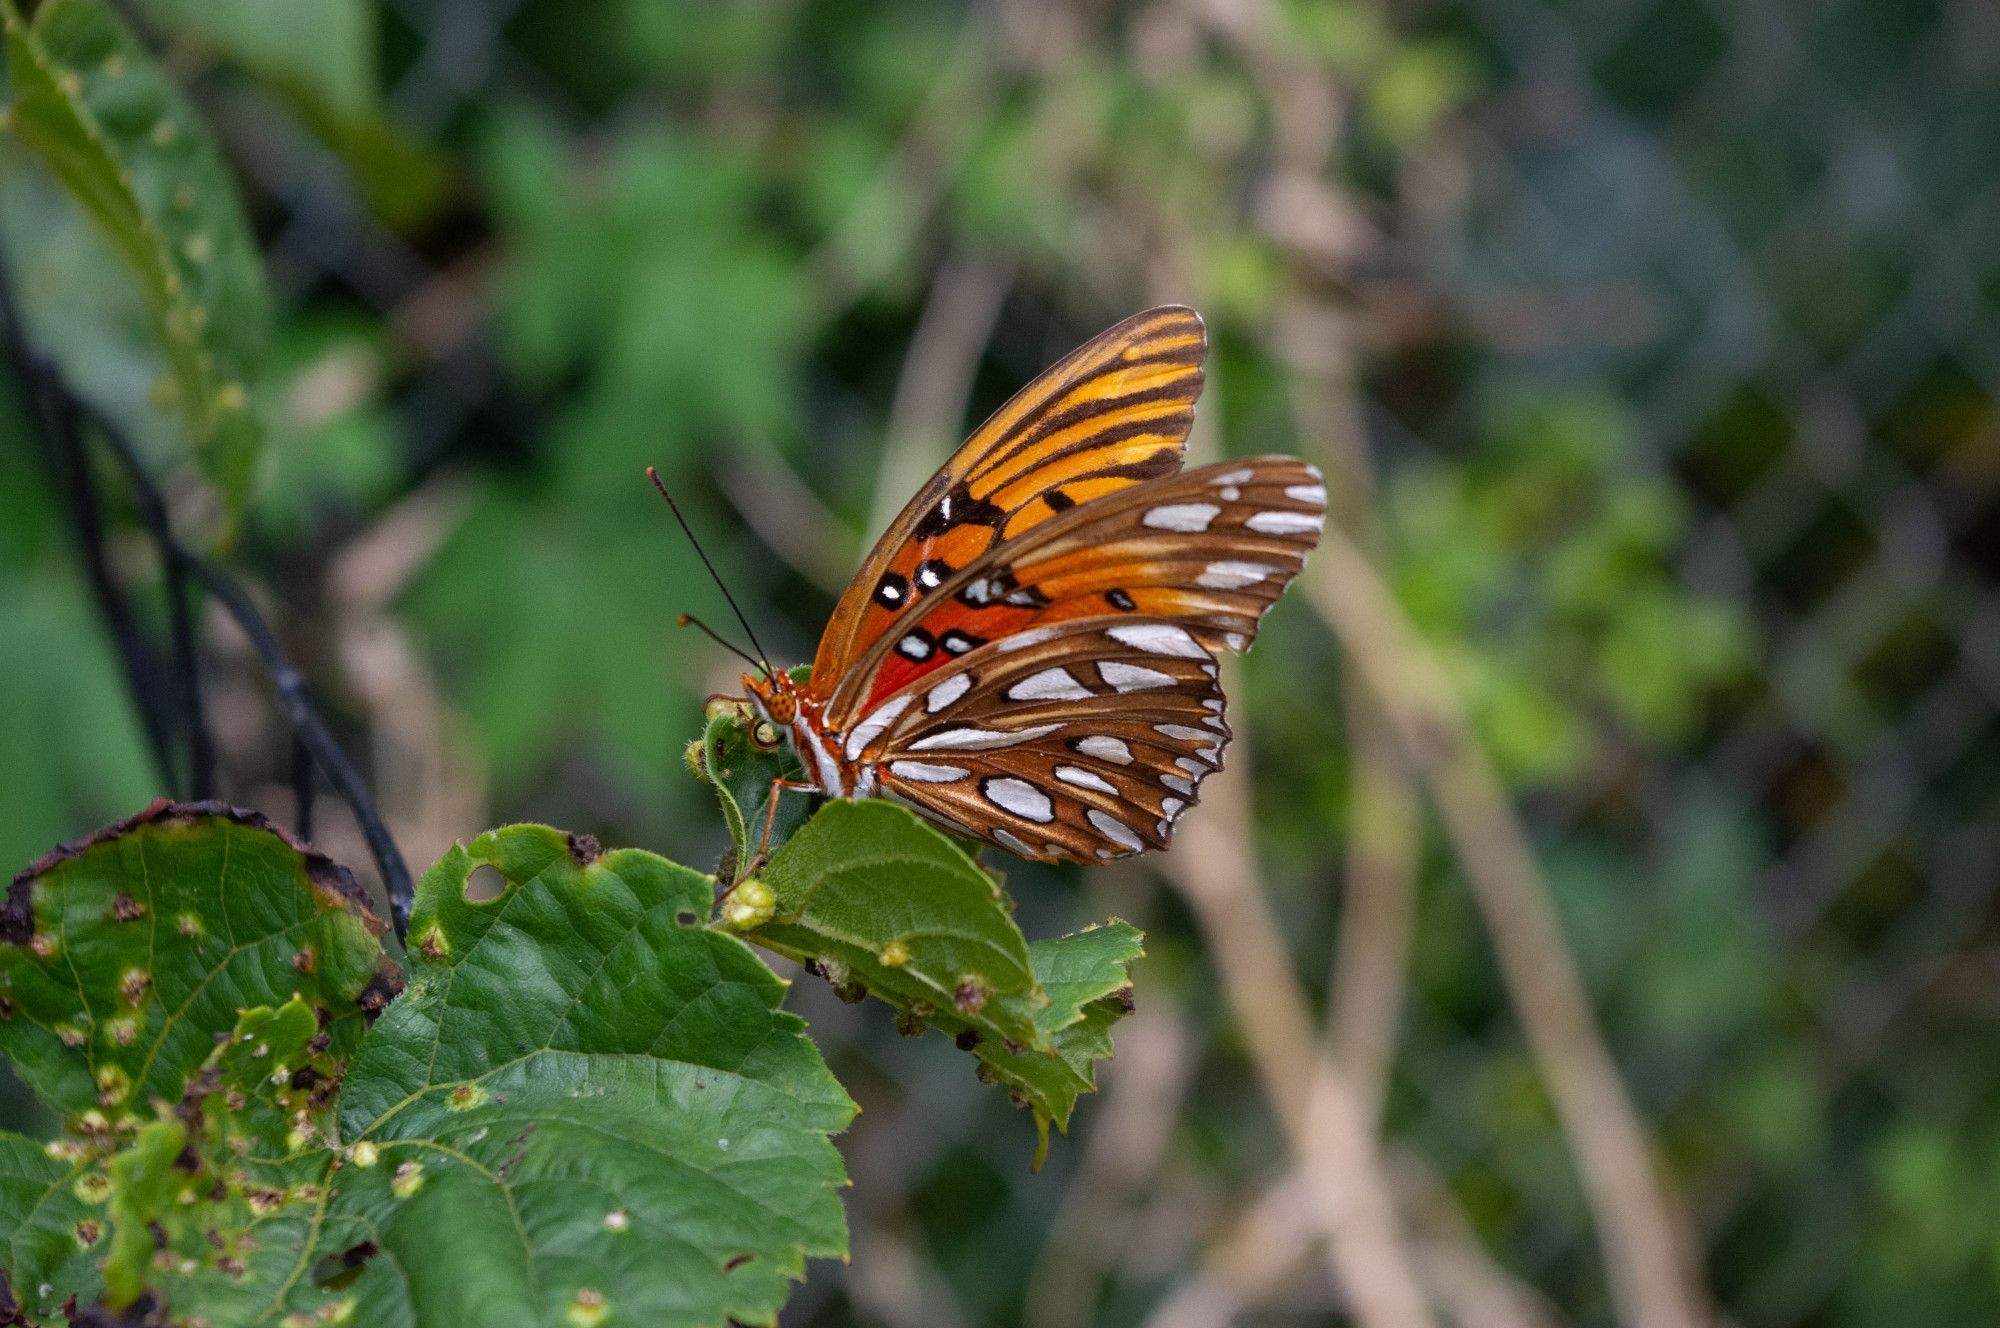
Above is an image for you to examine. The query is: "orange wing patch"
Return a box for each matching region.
[812,307,1207,725]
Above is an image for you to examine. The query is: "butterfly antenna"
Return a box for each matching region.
[676,614,765,672]
[646,466,774,676]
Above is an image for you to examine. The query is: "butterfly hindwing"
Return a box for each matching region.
[866,620,1230,861]
[813,306,1207,722]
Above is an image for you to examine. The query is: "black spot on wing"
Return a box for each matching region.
[873,571,909,609]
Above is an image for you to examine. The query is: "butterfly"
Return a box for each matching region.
[671,306,1325,866]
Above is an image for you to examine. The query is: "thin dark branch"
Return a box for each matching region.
[182,557,412,937]
[82,405,216,800]
[0,249,413,939]
[292,732,316,844]
[0,263,181,791]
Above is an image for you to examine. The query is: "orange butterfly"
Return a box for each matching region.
[661,306,1324,866]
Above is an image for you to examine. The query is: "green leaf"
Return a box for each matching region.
[0,800,396,1129]
[100,1117,182,1305]
[109,999,352,1322]
[0,806,393,1320]
[747,800,1144,1151]
[752,800,1046,1047]
[140,0,452,230]
[318,824,857,1328]
[974,923,1143,1160]
[142,0,372,119]
[2,0,270,514]
[0,1131,98,1321]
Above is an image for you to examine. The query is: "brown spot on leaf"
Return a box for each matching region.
[832,979,867,1004]
[292,945,316,975]
[724,1253,755,1271]
[954,978,988,1014]
[1111,984,1135,1014]
[566,832,602,865]
[120,970,151,1006]
[66,1291,163,1327]
[954,1029,982,1051]
[0,878,31,946]
[356,959,403,1022]
[109,895,143,922]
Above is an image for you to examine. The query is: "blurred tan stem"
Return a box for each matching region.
[1277,297,1427,1127]
[869,256,1014,538]
[1161,745,1436,1328]
[1303,530,1711,1328]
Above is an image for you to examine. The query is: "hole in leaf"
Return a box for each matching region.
[675,911,698,927]
[463,865,507,904]
[312,1240,379,1290]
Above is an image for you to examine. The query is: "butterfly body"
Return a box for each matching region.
[736,306,1326,864]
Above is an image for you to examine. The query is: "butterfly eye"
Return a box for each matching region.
[751,721,782,749]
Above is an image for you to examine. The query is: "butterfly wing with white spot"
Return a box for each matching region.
[864,621,1231,861]
[811,307,1208,727]
[838,456,1325,862]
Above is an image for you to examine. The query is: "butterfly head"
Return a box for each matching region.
[742,668,798,745]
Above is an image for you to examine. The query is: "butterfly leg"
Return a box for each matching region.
[738,777,818,882]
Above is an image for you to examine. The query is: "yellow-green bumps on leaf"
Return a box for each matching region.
[349,1141,379,1167]
[447,1083,486,1111]
[390,1159,424,1198]
[566,1288,610,1328]
[94,1065,130,1106]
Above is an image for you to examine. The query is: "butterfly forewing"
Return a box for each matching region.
[842,456,1326,863]
[813,306,1207,725]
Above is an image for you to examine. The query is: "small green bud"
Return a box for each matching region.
[721,879,775,931]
